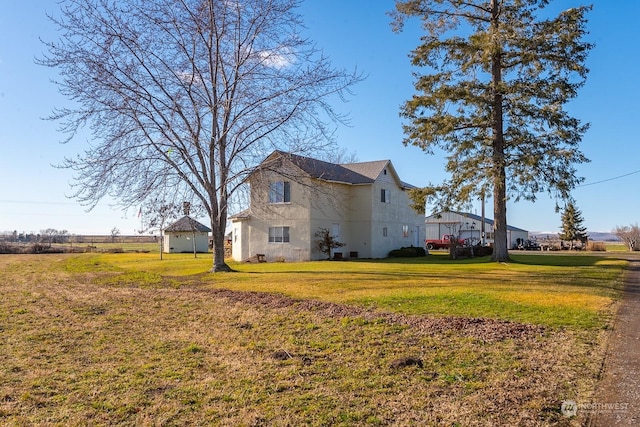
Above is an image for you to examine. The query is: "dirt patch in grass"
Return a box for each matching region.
[0,255,608,425]
[191,287,547,342]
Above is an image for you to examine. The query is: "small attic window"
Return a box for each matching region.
[383,169,387,175]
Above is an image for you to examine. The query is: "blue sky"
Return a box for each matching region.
[1,0,638,235]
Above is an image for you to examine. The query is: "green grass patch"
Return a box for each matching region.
[54,251,627,329]
[63,255,122,273]
[213,254,625,329]
[605,243,628,252]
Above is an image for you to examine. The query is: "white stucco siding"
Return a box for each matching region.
[163,232,209,253]
[348,185,373,222]
[343,185,374,258]
[233,214,312,262]
[250,217,311,262]
[234,172,315,262]
[369,174,425,258]
[308,181,350,219]
[399,196,426,249]
[308,181,352,259]
[343,221,371,258]
[231,221,250,261]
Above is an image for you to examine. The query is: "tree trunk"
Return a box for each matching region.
[492,173,509,261]
[490,0,509,262]
[210,217,232,272]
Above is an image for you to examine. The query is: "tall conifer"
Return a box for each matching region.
[392,0,593,261]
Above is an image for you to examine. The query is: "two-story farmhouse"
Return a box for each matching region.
[230,151,425,262]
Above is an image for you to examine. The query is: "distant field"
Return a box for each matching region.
[605,243,628,252]
[0,252,628,425]
[76,241,161,253]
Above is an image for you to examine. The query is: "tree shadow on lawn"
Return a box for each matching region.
[373,253,621,267]
[509,254,621,267]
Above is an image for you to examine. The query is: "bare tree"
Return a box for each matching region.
[58,229,70,244]
[110,227,120,243]
[614,225,640,251]
[40,228,58,248]
[40,0,362,271]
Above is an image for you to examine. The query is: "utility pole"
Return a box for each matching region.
[481,192,486,246]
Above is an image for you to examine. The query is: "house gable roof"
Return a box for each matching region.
[343,160,416,190]
[164,216,212,233]
[229,209,250,221]
[265,151,373,184]
[262,151,415,188]
[340,160,389,181]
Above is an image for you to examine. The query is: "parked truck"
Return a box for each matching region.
[425,234,465,250]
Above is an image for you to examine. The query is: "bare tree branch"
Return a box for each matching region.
[40,0,363,271]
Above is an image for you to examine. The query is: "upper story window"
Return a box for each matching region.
[381,189,390,203]
[269,181,291,203]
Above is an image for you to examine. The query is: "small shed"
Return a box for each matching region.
[163,216,211,253]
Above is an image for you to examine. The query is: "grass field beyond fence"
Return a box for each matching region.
[0,252,628,426]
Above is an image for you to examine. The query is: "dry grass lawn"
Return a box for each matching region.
[0,253,626,426]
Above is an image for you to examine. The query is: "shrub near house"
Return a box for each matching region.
[389,246,427,257]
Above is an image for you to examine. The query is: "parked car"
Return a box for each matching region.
[515,238,541,251]
[425,234,465,250]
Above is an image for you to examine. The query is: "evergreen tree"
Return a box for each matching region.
[559,202,588,249]
[391,0,593,262]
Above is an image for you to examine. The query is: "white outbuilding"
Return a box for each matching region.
[163,216,211,253]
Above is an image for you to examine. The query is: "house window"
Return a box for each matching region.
[382,227,388,237]
[269,181,291,203]
[381,189,390,203]
[402,225,409,237]
[268,226,290,243]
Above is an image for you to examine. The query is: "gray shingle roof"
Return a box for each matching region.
[259,151,418,189]
[264,151,421,187]
[276,152,375,184]
[229,209,250,220]
[340,160,389,181]
[164,216,211,232]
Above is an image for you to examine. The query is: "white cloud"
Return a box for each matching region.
[257,47,295,69]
